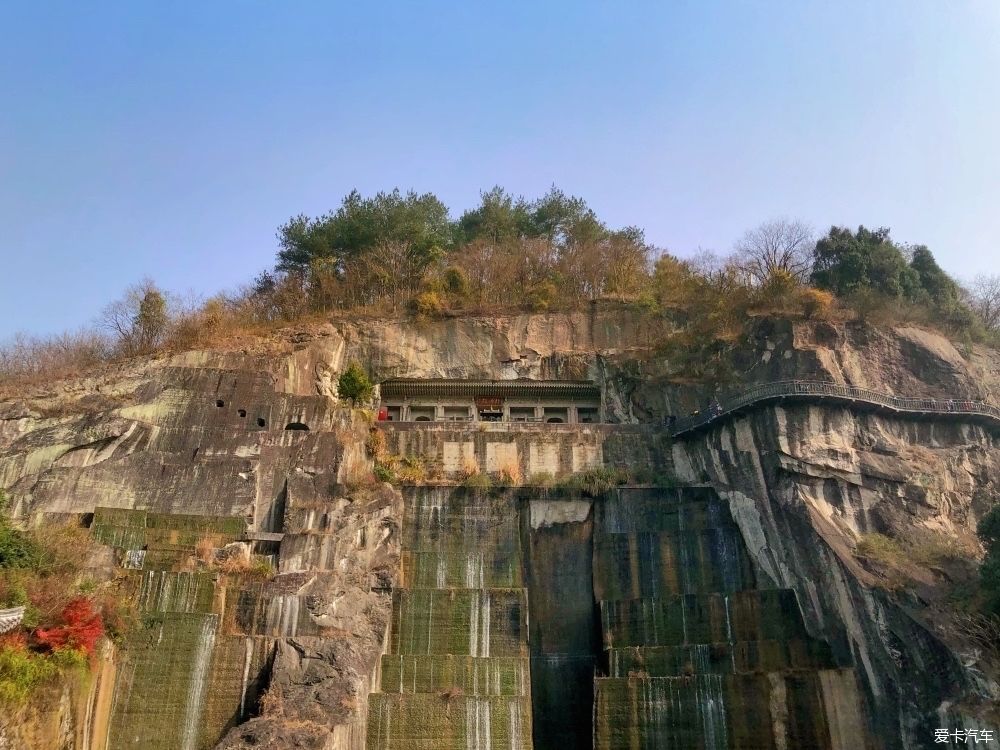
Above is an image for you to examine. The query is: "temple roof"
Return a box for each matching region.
[379,378,600,400]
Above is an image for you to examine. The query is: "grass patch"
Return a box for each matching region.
[557,467,629,496]
[855,533,906,566]
[396,455,428,484]
[462,472,492,490]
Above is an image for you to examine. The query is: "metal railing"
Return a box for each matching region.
[670,380,1000,437]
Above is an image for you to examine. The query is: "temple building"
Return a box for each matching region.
[377,378,603,423]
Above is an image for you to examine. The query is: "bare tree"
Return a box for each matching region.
[99,279,171,356]
[733,219,814,284]
[0,329,111,383]
[967,274,1000,331]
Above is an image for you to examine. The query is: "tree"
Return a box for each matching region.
[99,280,170,356]
[442,267,470,298]
[276,189,453,274]
[810,226,921,299]
[733,219,814,284]
[337,362,372,405]
[456,187,536,244]
[558,231,650,301]
[978,505,1000,615]
[967,274,1000,331]
[909,245,959,306]
[529,187,596,244]
[652,253,699,307]
[341,241,430,308]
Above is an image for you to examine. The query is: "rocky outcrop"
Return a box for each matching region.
[672,405,1000,745]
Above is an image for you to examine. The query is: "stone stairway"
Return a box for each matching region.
[592,487,871,750]
[367,488,534,750]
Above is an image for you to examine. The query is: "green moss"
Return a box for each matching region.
[108,613,222,749]
[379,655,529,696]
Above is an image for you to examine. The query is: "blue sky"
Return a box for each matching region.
[2,2,999,338]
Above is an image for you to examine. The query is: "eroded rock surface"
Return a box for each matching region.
[673,406,1000,744]
[0,311,998,749]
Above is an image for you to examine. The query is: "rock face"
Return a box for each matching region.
[672,405,1000,745]
[0,352,400,750]
[0,309,998,749]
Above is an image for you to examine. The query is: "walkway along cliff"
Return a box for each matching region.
[0,310,998,748]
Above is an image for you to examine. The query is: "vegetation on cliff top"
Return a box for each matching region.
[1,186,998,387]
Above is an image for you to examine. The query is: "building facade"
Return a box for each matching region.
[378,379,603,424]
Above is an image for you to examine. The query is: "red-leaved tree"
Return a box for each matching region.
[35,598,104,655]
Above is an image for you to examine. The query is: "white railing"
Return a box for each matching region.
[0,606,26,634]
[671,380,1000,436]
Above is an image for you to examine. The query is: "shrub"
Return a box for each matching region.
[248,557,276,579]
[978,506,1000,616]
[410,291,445,317]
[35,598,104,655]
[194,537,215,563]
[978,505,1000,548]
[438,685,464,702]
[396,455,428,484]
[559,467,629,496]
[373,462,395,483]
[460,456,480,479]
[496,461,522,487]
[753,269,800,312]
[798,287,835,320]
[0,522,44,570]
[525,281,557,312]
[855,533,905,566]
[527,471,555,487]
[944,612,1000,660]
[95,588,139,644]
[338,362,373,405]
[365,428,388,460]
[0,330,112,388]
[443,267,470,298]
[907,531,973,566]
[462,472,492,491]
[0,646,59,704]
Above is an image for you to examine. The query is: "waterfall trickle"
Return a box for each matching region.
[180,614,218,750]
[239,636,253,719]
[366,487,533,749]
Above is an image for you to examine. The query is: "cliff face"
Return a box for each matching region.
[0,309,997,749]
[673,407,1000,744]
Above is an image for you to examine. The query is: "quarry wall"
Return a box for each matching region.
[1,310,998,749]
